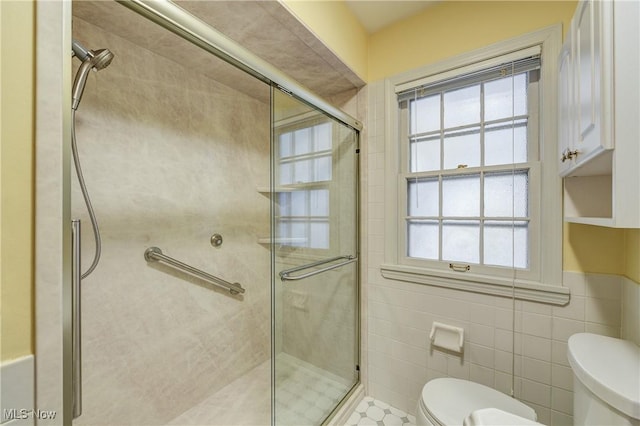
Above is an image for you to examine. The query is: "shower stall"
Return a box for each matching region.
[36,1,361,425]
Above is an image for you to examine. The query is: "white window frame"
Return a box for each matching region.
[380,26,569,305]
[398,68,540,279]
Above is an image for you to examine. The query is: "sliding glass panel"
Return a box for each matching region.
[272,88,359,426]
[70,3,273,425]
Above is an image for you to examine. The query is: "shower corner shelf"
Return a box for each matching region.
[257,182,327,194]
[256,186,295,194]
[257,237,307,245]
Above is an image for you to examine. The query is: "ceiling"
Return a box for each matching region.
[344,0,440,33]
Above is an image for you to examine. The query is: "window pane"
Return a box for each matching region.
[410,95,440,134]
[290,191,307,216]
[290,222,307,247]
[484,171,528,217]
[444,85,480,128]
[278,193,291,216]
[442,174,480,217]
[484,73,527,121]
[314,123,332,151]
[280,133,292,158]
[408,177,439,217]
[277,220,288,240]
[275,120,338,251]
[443,127,480,169]
[293,128,312,155]
[279,162,292,185]
[407,220,438,260]
[293,159,312,183]
[410,136,440,172]
[483,220,528,268]
[442,220,479,263]
[309,221,329,249]
[278,221,305,247]
[314,156,332,181]
[484,120,528,166]
[309,189,329,216]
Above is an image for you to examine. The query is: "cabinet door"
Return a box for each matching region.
[574,0,608,164]
[558,39,574,176]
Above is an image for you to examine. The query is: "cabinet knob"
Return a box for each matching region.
[561,149,579,162]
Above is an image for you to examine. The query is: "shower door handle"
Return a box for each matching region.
[279,255,357,281]
[72,220,82,418]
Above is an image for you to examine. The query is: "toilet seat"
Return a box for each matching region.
[418,378,537,426]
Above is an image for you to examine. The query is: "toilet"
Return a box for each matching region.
[567,333,640,426]
[416,378,538,426]
[415,333,640,426]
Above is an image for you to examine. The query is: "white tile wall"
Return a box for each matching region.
[362,80,635,426]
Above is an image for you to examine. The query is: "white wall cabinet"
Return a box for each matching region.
[558,36,574,177]
[558,0,640,228]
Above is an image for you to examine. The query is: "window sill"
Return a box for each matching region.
[379,264,570,306]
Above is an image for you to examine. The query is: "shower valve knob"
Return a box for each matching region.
[210,234,223,247]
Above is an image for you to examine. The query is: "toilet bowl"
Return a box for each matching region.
[416,378,537,426]
[463,408,545,426]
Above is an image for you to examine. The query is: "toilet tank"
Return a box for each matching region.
[567,333,640,426]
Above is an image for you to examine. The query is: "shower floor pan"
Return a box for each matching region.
[166,353,351,425]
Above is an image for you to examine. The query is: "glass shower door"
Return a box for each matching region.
[272,89,359,426]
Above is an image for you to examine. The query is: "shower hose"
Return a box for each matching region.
[71,109,102,279]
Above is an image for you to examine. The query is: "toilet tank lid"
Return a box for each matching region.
[567,333,640,420]
[422,378,536,426]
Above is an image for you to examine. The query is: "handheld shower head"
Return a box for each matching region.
[90,49,115,71]
[72,39,114,110]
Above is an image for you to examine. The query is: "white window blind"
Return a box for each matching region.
[395,45,541,95]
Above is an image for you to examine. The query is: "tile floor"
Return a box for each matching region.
[345,397,416,426]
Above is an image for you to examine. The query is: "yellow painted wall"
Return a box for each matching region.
[280,0,369,82]
[0,0,35,361]
[563,223,625,275]
[362,0,639,283]
[563,226,639,284]
[624,229,640,283]
[369,1,577,82]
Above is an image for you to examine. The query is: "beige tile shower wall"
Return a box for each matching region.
[364,81,625,426]
[72,19,271,425]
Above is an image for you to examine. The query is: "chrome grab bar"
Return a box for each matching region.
[279,255,357,281]
[144,247,245,295]
[72,220,82,418]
